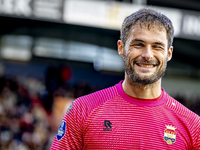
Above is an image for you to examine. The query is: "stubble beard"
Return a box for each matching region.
[123,55,167,89]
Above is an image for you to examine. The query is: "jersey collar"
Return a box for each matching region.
[116,81,167,107]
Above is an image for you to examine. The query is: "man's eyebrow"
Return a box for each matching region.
[153,42,165,47]
[130,39,145,43]
[130,39,166,47]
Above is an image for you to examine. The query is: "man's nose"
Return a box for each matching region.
[141,46,153,61]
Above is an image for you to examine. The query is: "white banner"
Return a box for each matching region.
[63,0,182,37]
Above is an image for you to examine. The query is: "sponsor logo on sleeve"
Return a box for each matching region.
[57,121,66,141]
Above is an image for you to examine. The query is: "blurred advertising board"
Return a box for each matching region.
[0,0,200,40]
[0,0,63,21]
[1,35,33,61]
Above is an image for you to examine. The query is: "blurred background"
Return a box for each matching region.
[0,0,200,149]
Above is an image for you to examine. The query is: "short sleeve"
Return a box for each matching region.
[51,101,83,150]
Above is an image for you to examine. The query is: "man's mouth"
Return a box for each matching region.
[136,63,157,68]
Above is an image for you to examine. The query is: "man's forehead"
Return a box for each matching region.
[125,23,168,45]
[127,22,167,39]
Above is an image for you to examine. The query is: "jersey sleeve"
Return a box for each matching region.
[51,100,84,150]
[193,117,200,150]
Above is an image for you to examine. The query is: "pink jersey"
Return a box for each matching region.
[51,81,200,150]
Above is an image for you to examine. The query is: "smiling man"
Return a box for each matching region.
[51,8,200,150]
[118,16,173,99]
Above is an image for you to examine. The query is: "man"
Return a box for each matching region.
[51,8,200,149]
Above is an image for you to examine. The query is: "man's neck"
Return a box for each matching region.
[122,78,162,99]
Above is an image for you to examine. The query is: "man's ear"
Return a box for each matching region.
[167,46,173,61]
[117,40,124,57]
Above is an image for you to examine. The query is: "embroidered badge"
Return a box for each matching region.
[67,102,73,115]
[57,121,66,141]
[164,125,177,144]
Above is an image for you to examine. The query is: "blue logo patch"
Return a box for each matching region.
[57,121,66,141]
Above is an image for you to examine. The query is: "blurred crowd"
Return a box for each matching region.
[0,74,96,150]
[0,75,199,150]
[0,76,52,150]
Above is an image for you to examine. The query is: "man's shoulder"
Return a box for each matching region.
[78,84,118,101]
[72,84,119,114]
[165,93,200,122]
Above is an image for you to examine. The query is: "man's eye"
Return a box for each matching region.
[153,45,163,49]
[134,43,144,47]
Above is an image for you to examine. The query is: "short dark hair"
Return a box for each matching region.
[120,8,174,49]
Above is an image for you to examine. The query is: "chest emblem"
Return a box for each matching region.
[164,125,177,144]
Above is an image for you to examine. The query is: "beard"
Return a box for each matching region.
[124,54,167,88]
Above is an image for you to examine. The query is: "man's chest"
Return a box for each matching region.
[82,105,192,149]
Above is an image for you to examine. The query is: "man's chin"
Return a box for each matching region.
[132,73,156,81]
[128,73,160,86]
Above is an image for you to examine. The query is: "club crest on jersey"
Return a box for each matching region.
[164,125,177,144]
[57,121,66,141]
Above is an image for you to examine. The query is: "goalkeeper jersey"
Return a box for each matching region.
[51,81,200,150]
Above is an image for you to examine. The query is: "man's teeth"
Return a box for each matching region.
[139,64,154,68]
